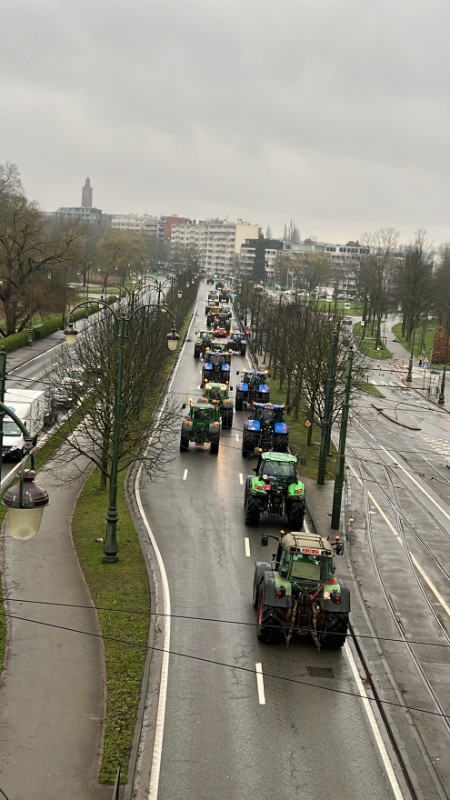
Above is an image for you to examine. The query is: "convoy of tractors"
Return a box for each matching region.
[180,278,350,650]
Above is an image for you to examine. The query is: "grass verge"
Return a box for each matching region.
[353,323,392,359]
[0,306,194,785]
[72,468,150,784]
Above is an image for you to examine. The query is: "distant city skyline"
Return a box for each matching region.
[4,0,448,248]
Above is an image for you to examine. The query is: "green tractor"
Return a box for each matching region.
[193,329,214,359]
[244,451,305,528]
[180,400,221,454]
[252,530,350,650]
[201,382,234,429]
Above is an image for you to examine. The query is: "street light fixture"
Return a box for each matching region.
[64,298,180,563]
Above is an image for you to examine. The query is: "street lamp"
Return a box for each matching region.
[64,298,180,563]
[438,307,450,406]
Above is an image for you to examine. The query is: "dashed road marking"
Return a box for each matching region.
[244,537,250,557]
[182,469,188,481]
[239,473,244,485]
[255,663,266,705]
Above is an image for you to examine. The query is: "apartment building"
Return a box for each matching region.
[170,218,259,274]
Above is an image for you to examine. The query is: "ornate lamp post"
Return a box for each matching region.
[64,298,180,563]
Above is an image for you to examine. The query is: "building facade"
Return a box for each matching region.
[170,218,259,275]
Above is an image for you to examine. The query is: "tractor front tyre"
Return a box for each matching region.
[210,437,220,455]
[288,501,305,530]
[245,495,261,526]
[321,613,349,649]
[180,435,190,452]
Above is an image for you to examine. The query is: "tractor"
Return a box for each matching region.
[202,350,232,385]
[227,331,247,356]
[193,329,214,359]
[244,451,305,528]
[252,530,350,649]
[201,382,234,429]
[242,403,289,456]
[235,370,270,410]
[180,400,221,454]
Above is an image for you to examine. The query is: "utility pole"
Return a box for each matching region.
[317,328,339,485]
[331,346,353,529]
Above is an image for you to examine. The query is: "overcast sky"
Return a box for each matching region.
[2,0,449,246]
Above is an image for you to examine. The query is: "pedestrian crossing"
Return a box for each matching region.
[420,434,450,460]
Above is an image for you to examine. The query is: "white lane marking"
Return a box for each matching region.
[239,472,244,485]
[344,643,404,800]
[348,462,363,487]
[367,492,402,544]
[255,662,266,705]
[366,489,450,617]
[182,469,188,481]
[379,443,450,522]
[411,555,450,617]
[244,537,250,557]
[135,308,196,800]
[236,434,239,442]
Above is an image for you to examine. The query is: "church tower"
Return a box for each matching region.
[82,176,93,208]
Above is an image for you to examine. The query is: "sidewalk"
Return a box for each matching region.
[0,340,110,800]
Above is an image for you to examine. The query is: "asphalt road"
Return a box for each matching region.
[135,287,402,800]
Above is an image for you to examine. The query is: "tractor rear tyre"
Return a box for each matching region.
[222,411,233,429]
[273,435,289,453]
[252,572,260,608]
[257,590,282,642]
[180,435,189,452]
[288,501,305,530]
[242,433,254,458]
[240,345,247,356]
[194,350,200,359]
[321,613,349,649]
[210,437,220,455]
[245,495,260,526]
[235,396,243,411]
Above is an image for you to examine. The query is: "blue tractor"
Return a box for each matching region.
[235,370,270,411]
[242,403,289,457]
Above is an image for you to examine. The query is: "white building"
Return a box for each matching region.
[170,218,259,275]
[111,213,161,238]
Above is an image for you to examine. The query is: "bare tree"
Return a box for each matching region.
[360,228,400,348]
[49,297,182,490]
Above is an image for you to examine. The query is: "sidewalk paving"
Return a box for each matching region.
[0,340,111,800]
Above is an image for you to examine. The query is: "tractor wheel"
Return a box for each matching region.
[180,435,189,452]
[321,613,349,649]
[240,345,247,356]
[242,433,254,458]
[273,435,289,453]
[252,572,260,608]
[210,437,220,455]
[288,501,305,530]
[235,396,243,411]
[194,349,200,359]
[245,494,260,526]
[257,590,282,642]
[222,411,233,429]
